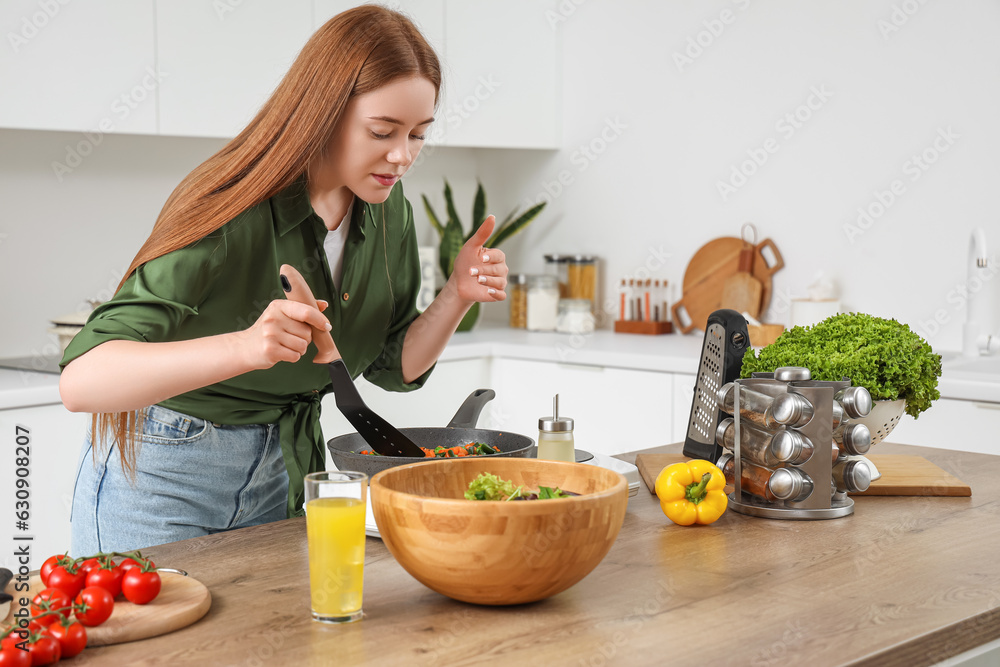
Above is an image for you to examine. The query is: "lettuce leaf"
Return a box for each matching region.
[740,312,941,418]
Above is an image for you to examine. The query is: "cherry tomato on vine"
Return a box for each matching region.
[118,557,154,573]
[47,620,87,659]
[86,564,124,599]
[30,589,70,627]
[77,558,102,578]
[39,555,71,587]
[121,568,161,605]
[74,586,115,627]
[47,565,86,600]
[26,635,60,666]
[1,621,41,652]
[0,647,31,667]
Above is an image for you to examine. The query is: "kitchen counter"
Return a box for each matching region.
[2,328,997,409]
[76,442,1000,666]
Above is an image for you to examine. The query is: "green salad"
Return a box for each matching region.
[464,473,578,501]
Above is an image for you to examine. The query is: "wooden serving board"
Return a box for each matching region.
[2,571,211,646]
[636,453,971,497]
[671,236,784,334]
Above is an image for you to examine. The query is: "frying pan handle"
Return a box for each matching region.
[755,238,784,276]
[279,263,339,364]
[447,389,496,429]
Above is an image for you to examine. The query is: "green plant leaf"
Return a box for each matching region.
[444,180,463,235]
[440,216,464,277]
[421,194,444,237]
[468,182,487,241]
[487,201,546,248]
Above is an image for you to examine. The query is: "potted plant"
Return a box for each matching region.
[422,180,546,331]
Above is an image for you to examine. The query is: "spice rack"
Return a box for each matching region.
[613,320,673,334]
[722,369,868,520]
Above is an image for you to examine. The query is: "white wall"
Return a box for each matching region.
[477,0,1000,352]
[2,0,999,359]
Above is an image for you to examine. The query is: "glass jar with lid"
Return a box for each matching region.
[566,255,598,313]
[526,274,559,331]
[508,274,528,329]
[543,254,569,298]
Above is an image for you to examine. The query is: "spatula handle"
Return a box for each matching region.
[279,264,339,364]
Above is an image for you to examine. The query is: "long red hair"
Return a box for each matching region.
[96,5,441,475]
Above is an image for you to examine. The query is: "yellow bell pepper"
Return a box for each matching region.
[655,459,728,526]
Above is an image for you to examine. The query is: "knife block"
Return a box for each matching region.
[725,374,855,520]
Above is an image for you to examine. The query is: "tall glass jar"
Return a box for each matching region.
[566,255,598,313]
[508,274,528,329]
[543,254,569,298]
[526,275,559,331]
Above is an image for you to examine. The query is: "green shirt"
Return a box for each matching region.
[61,177,433,518]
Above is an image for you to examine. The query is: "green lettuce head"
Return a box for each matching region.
[740,312,942,418]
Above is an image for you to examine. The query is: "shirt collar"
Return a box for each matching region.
[272,175,372,239]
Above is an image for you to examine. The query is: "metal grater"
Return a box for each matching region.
[683,309,749,462]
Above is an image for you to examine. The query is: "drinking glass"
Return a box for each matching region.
[304,471,367,623]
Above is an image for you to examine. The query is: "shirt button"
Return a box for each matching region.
[343,293,350,301]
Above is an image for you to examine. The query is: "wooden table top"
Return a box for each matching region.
[80,442,1000,666]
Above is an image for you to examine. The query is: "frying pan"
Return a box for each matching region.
[327,388,535,477]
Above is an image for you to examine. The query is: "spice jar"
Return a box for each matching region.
[718,454,814,502]
[556,299,595,334]
[508,274,528,329]
[537,394,575,463]
[526,274,559,331]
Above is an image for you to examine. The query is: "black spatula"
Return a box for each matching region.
[279,264,424,458]
[326,358,424,457]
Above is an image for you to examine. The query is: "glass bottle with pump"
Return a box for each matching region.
[537,394,575,463]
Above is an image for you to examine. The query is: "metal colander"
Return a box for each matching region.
[853,399,906,447]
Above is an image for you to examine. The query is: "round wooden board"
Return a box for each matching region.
[2,571,211,647]
[673,236,784,332]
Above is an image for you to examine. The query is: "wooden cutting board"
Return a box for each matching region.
[2,571,211,646]
[672,237,784,334]
[636,453,971,497]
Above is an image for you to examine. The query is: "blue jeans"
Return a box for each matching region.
[70,404,289,557]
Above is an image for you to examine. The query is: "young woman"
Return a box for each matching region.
[59,5,507,556]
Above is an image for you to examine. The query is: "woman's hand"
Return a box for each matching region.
[449,215,508,302]
[237,299,335,370]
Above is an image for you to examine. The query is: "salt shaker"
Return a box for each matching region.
[537,394,575,463]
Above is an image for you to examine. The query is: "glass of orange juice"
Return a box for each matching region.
[304,471,367,623]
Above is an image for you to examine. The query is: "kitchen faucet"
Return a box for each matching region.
[963,227,1000,357]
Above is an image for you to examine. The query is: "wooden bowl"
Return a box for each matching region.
[370,457,629,605]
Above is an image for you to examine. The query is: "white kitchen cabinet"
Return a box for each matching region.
[489,358,672,456]
[0,404,88,572]
[439,0,560,148]
[320,357,491,467]
[671,372,697,444]
[0,1,157,134]
[880,397,1000,456]
[156,1,313,138]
